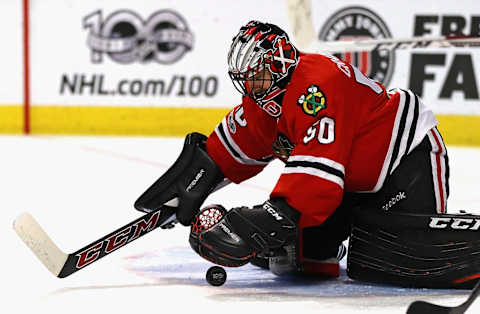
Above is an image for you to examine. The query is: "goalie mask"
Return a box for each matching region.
[228,21,299,112]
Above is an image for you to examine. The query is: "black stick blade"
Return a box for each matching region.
[407,301,455,314]
[406,279,480,314]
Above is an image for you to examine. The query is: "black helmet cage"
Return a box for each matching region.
[228,21,299,101]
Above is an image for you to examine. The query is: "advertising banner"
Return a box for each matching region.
[29,0,293,108]
[308,0,480,115]
[1,0,479,142]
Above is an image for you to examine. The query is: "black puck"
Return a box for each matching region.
[206,266,227,286]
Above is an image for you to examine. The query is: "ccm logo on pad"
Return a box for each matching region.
[429,217,480,230]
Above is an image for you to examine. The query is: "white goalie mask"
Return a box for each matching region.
[227,21,299,102]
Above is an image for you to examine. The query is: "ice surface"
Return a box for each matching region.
[3,135,480,314]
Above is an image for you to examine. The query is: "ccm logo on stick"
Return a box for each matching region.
[429,217,480,230]
[75,212,161,269]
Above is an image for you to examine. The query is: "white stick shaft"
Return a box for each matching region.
[307,36,480,54]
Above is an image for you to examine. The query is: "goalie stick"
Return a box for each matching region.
[406,279,480,314]
[307,35,480,54]
[286,0,480,53]
[13,179,230,278]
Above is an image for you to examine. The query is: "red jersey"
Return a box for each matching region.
[206,52,438,230]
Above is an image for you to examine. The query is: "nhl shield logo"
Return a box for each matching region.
[318,6,394,87]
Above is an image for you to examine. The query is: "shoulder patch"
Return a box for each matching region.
[297,84,327,117]
[272,132,294,163]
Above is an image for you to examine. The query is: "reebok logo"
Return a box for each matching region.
[186,169,205,192]
[382,191,406,211]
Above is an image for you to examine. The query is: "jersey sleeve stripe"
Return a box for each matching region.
[432,126,447,155]
[284,155,345,188]
[372,89,417,193]
[286,160,345,180]
[283,167,344,188]
[287,155,345,173]
[371,89,405,192]
[390,89,419,172]
[214,118,271,166]
[387,89,412,175]
[432,127,449,197]
[428,127,448,214]
[405,91,419,155]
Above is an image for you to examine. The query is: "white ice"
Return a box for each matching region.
[3,135,480,314]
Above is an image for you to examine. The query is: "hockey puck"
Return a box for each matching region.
[206,266,227,286]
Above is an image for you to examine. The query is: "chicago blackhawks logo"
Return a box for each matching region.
[318,6,394,87]
[297,85,327,117]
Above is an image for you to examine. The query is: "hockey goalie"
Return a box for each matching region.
[135,20,480,289]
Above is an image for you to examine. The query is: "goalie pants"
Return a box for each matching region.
[301,127,450,262]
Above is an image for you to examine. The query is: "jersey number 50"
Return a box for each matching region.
[303,117,335,145]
